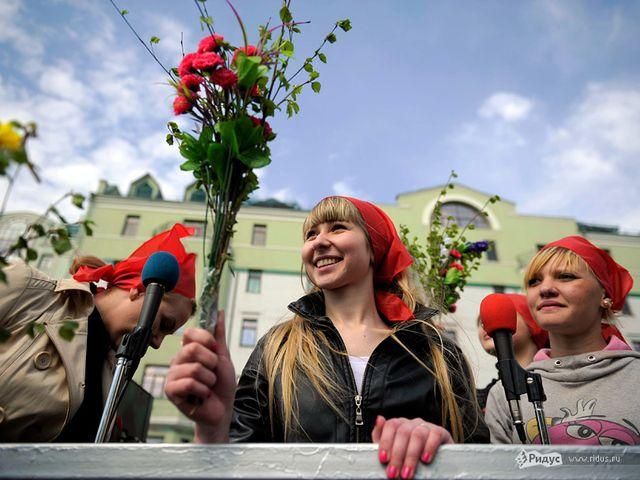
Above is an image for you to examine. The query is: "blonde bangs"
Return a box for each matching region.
[524,247,590,289]
[302,197,366,238]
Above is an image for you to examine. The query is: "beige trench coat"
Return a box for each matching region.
[0,261,95,442]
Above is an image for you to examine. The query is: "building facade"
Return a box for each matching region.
[69,174,640,442]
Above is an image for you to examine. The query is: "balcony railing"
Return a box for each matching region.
[1,444,639,479]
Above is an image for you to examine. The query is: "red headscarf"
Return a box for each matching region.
[340,197,414,321]
[504,294,549,349]
[541,235,633,342]
[73,223,197,299]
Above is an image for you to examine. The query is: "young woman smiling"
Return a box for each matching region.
[165,196,488,479]
[485,236,640,445]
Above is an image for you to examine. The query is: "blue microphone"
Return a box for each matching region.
[117,251,180,370]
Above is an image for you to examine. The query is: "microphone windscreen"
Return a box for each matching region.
[141,251,180,291]
[480,293,518,335]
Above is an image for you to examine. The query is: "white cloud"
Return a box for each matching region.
[478,92,534,122]
[0,0,44,61]
[520,82,640,232]
[332,179,370,199]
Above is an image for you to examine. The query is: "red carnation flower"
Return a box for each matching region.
[192,52,224,71]
[211,68,238,89]
[232,45,259,65]
[179,74,203,91]
[450,249,462,259]
[250,116,274,139]
[178,53,198,77]
[450,262,464,271]
[173,95,193,115]
[197,34,224,53]
[448,304,457,313]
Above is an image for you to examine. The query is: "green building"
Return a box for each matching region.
[65,174,640,441]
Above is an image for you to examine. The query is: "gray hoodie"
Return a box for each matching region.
[485,338,640,445]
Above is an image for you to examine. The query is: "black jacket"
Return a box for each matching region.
[230,292,489,443]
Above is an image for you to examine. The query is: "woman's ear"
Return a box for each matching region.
[128,288,141,301]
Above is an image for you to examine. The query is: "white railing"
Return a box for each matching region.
[0,444,639,479]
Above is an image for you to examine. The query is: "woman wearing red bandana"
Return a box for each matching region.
[0,224,196,442]
[166,197,487,479]
[485,236,640,445]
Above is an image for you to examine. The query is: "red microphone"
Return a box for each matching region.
[480,293,527,442]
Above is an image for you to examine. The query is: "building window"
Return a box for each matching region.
[246,270,262,293]
[251,224,267,246]
[37,254,54,272]
[486,241,498,261]
[631,339,640,352]
[436,202,489,229]
[189,189,206,203]
[122,215,140,236]
[132,181,153,199]
[492,285,505,293]
[240,318,258,347]
[622,300,633,316]
[184,219,205,237]
[142,365,169,398]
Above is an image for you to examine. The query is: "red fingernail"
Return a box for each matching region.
[386,465,398,479]
[379,450,389,463]
[421,452,431,464]
[401,466,414,479]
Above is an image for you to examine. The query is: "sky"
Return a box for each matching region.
[1,0,639,233]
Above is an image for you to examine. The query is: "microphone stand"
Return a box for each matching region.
[500,359,550,445]
[525,372,550,445]
[95,284,165,443]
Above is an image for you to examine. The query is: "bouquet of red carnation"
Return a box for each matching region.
[116,1,351,329]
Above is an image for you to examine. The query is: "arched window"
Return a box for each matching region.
[435,201,490,229]
[133,181,153,199]
[189,189,206,203]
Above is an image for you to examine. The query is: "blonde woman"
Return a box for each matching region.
[485,236,640,445]
[166,197,487,479]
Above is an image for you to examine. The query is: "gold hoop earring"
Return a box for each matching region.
[602,298,613,309]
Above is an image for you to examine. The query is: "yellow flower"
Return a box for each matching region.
[0,123,23,151]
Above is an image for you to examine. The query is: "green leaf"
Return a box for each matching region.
[120,9,129,15]
[150,36,160,44]
[26,248,38,262]
[27,322,45,338]
[82,220,94,237]
[238,148,271,168]
[166,134,174,146]
[59,321,79,341]
[279,5,293,23]
[180,159,199,171]
[280,40,294,58]
[318,52,327,63]
[337,19,352,32]
[207,142,228,183]
[51,235,72,255]
[199,126,214,146]
[49,206,68,225]
[71,193,85,209]
[236,55,268,90]
[0,327,9,343]
[311,81,321,93]
[444,267,461,285]
[303,62,313,73]
[309,70,320,80]
[326,33,337,43]
[216,121,239,156]
[200,15,213,26]
[31,224,46,237]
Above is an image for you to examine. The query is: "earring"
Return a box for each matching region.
[602,298,613,309]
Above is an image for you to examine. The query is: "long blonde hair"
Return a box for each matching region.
[261,197,479,441]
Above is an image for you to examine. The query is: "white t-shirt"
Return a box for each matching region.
[348,355,370,394]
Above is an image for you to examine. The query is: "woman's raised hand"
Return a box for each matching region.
[164,311,236,443]
[372,415,453,479]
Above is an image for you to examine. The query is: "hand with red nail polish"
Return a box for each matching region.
[372,415,453,480]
